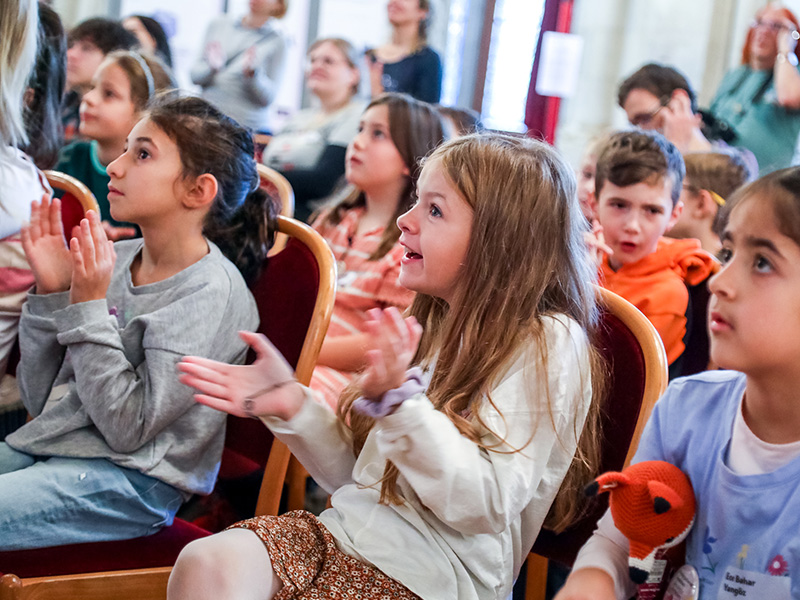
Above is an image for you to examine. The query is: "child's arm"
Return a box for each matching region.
[180,330,359,492]
[242,37,286,108]
[17,196,75,414]
[316,333,370,371]
[555,510,635,600]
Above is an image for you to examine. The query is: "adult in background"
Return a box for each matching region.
[123,15,173,68]
[61,18,137,143]
[709,2,800,174]
[618,63,714,155]
[263,38,365,223]
[367,0,442,103]
[191,0,288,134]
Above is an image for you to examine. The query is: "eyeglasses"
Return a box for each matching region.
[751,19,787,33]
[629,97,670,129]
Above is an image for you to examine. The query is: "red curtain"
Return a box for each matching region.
[524,0,575,144]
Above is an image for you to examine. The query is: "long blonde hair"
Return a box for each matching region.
[339,133,606,532]
[0,0,38,146]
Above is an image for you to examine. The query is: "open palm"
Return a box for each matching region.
[178,331,300,420]
[20,195,72,294]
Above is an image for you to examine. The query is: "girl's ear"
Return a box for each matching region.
[183,173,218,209]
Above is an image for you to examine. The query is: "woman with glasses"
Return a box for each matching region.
[262,38,365,222]
[709,3,800,175]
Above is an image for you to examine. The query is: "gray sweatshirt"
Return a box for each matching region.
[190,16,287,132]
[6,239,258,496]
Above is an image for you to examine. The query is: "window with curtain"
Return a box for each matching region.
[481,0,546,132]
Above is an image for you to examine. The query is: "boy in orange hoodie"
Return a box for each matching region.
[593,130,717,367]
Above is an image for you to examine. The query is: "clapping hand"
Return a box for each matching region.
[660,90,704,154]
[358,307,423,400]
[178,331,303,420]
[69,210,116,304]
[20,194,73,295]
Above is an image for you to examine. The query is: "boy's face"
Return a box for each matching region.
[66,39,106,91]
[595,177,682,270]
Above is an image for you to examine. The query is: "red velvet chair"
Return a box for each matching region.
[0,216,336,600]
[522,286,669,600]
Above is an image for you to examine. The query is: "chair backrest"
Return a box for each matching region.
[223,215,336,517]
[257,164,295,257]
[529,286,668,567]
[44,170,99,239]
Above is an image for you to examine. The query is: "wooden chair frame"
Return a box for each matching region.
[524,287,669,600]
[0,216,336,600]
[44,170,99,214]
[258,164,295,256]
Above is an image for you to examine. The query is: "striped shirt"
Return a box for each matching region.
[310,207,415,408]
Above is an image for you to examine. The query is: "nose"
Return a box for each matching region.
[397,203,418,233]
[708,260,733,300]
[352,129,367,151]
[623,212,641,233]
[106,151,125,178]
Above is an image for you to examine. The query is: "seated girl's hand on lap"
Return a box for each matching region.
[178,330,304,421]
[69,211,116,304]
[358,307,422,400]
[21,194,73,295]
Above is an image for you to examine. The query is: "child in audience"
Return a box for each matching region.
[170,132,605,600]
[0,0,48,382]
[56,50,175,240]
[308,93,443,409]
[556,166,800,600]
[592,130,716,367]
[576,134,609,222]
[62,17,137,142]
[0,95,276,550]
[667,151,753,255]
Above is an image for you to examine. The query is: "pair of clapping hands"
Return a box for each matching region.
[21,195,116,305]
[178,307,423,421]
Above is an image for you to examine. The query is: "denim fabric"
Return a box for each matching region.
[0,442,184,550]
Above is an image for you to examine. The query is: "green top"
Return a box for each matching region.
[710,65,800,175]
[54,140,136,230]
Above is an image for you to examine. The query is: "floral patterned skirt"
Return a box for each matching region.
[228,510,420,600]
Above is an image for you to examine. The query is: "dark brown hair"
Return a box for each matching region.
[148,94,278,283]
[318,92,444,260]
[595,130,685,205]
[617,63,698,113]
[719,166,800,247]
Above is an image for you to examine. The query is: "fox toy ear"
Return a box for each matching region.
[585,472,631,497]
[648,480,684,514]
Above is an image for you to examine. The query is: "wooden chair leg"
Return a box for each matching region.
[286,456,309,512]
[525,554,548,600]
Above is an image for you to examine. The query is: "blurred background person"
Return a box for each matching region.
[191,0,288,133]
[367,0,442,103]
[263,38,365,223]
[123,14,173,68]
[709,2,800,174]
[61,17,137,143]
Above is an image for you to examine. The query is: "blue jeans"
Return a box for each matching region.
[0,442,184,550]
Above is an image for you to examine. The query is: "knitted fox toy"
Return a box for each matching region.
[585,460,696,584]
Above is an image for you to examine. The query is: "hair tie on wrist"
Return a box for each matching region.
[242,378,297,418]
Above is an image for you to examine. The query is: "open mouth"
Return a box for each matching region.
[404,250,422,260]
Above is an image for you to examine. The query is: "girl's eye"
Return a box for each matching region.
[717,247,733,264]
[137,148,150,160]
[430,204,442,218]
[754,254,773,273]
[373,129,386,139]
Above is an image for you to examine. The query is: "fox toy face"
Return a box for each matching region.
[586,460,696,584]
